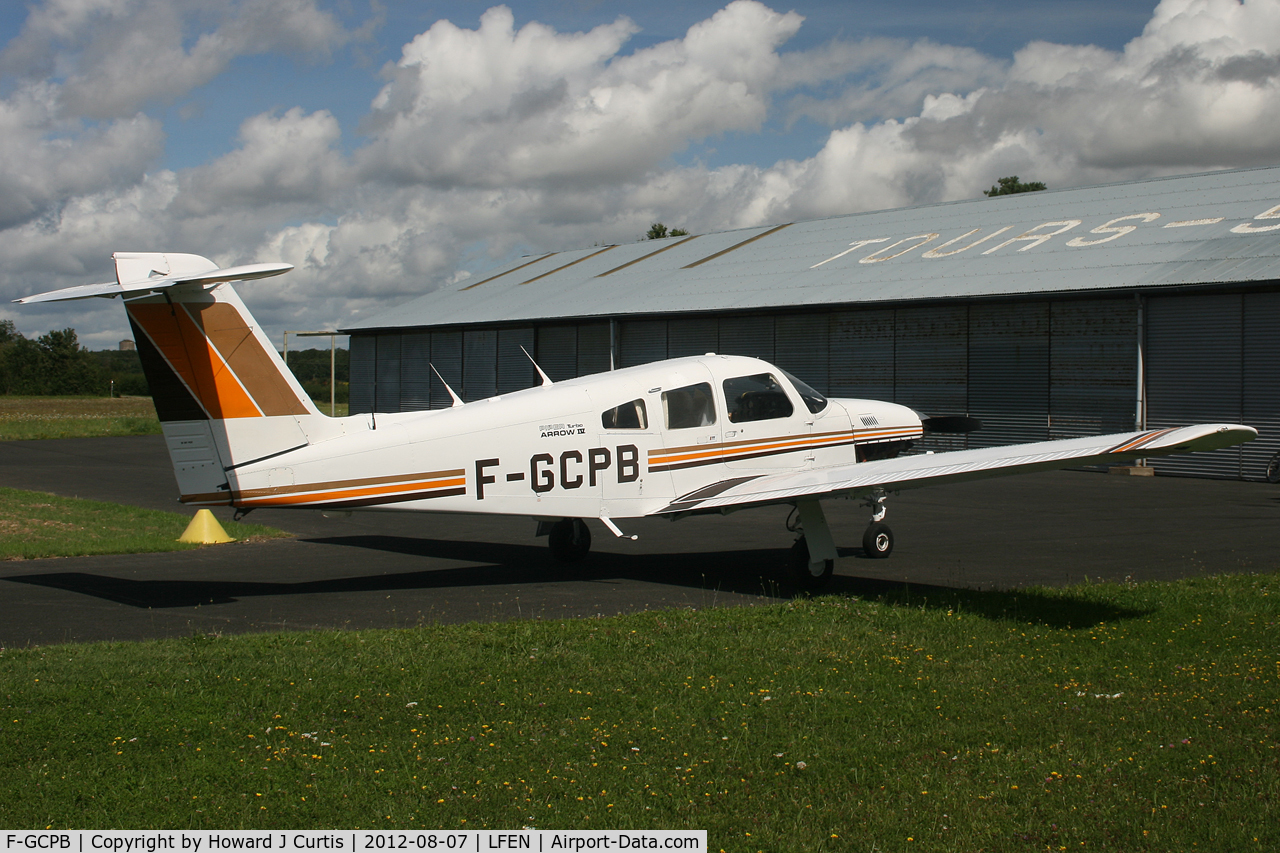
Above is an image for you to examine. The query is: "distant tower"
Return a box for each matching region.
[119,340,135,351]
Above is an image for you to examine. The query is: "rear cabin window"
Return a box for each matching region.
[662,383,716,429]
[602,398,648,430]
[723,373,794,423]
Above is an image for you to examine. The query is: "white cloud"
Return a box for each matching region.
[714,0,1280,222]
[356,1,803,188]
[0,81,163,230]
[1,0,351,119]
[175,107,347,216]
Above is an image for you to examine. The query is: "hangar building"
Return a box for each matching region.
[341,165,1280,481]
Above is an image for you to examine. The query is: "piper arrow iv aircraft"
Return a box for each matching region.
[18,253,1258,588]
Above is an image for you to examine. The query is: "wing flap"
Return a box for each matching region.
[655,424,1257,515]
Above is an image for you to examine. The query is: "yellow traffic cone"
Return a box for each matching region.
[179,509,236,544]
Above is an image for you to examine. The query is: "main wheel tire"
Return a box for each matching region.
[548,518,591,562]
[862,522,894,558]
[1267,453,1280,484]
[789,536,834,590]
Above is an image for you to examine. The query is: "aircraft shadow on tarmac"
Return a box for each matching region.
[3,535,1150,629]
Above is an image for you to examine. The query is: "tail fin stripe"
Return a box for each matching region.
[192,302,311,417]
[128,314,209,422]
[128,304,214,420]
[129,303,262,419]
[173,302,265,419]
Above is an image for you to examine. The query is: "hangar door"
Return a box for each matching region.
[1145,291,1280,480]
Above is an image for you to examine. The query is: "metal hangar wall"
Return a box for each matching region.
[342,166,1280,481]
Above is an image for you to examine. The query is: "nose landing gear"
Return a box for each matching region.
[862,521,894,558]
[861,491,893,559]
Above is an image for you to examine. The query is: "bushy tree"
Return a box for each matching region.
[282,347,350,405]
[646,223,690,239]
[0,327,108,395]
[984,176,1047,197]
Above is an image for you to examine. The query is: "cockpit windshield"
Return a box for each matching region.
[779,368,828,414]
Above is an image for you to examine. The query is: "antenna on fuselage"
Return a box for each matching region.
[430,364,464,407]
[520,346,553,387]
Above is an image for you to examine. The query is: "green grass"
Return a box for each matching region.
[0,573,1276,849]
[0,397,347,440]
[0,396,161,440]
[0,488,288,559]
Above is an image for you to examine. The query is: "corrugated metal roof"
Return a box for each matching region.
[344,165,1280,333]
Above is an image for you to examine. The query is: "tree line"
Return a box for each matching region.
[0,319,349,401]
[0,320,123,395]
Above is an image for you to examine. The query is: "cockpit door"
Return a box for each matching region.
[720,370,812,470]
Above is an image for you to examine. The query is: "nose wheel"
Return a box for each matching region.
[862,521,893,558]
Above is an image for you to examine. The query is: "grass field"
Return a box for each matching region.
[0,396,161,440]
[0,487,288,559]
[0,572,1275,849]
[0,397,348,440]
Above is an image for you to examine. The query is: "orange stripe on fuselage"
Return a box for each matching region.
[128,303,261,419]
[648,426,918,468]
[236,474,467,507]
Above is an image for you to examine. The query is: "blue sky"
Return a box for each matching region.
[1,0,1277,348]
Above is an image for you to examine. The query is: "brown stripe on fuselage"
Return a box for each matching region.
[647,429,862,472]
[180,492,233,505]
[300,486,468,509]
[186,302,311,417]
[237,476,467,507]
[653,428,856,461]
[234,469,467,501]
[646,426,921,473]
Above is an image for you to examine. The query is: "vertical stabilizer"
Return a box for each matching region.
[119,255,325,503]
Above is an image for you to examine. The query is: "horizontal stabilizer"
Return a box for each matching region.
[15,256,293,304]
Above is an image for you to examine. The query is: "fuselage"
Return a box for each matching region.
[193,355,923,520]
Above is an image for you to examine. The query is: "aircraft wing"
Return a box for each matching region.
[654,423,1257,515]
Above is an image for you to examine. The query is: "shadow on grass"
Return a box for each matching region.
[832,577,1154,629]
[2,533,1151,629]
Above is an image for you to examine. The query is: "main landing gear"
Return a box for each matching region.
[787,492,895,590]
[788,500,836,590]
[546,518,591,562]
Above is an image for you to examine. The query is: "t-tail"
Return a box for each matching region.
[16,252,336,505]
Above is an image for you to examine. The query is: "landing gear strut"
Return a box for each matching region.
[788,500,837,590]
[548,518,591,562]
[861,491,893,558]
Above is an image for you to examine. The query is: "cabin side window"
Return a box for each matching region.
[662,383,716,429]
[723,373,795,423]
[602,398,648,430]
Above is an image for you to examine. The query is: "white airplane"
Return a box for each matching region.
[18,252,1258,588]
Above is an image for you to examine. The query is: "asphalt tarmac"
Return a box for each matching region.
[1,435,1277,647]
